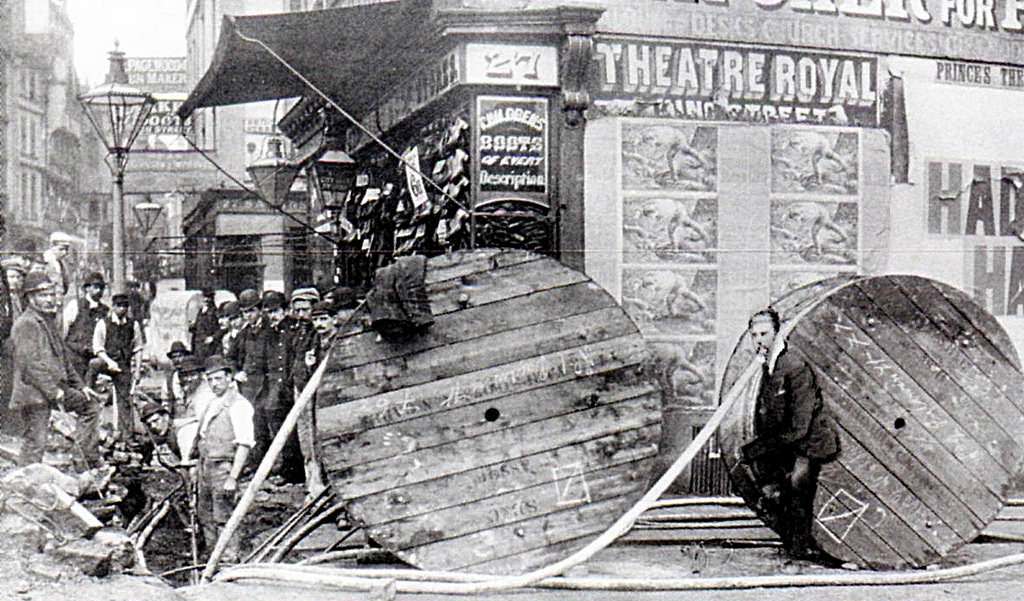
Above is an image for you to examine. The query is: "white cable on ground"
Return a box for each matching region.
[215,551,1024,592]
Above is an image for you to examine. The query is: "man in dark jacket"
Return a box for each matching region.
[11,272,99,467]
[261,290,304,484]
[65,272,109,379]
[741,307,840,565]
[190,288,220,361]
[229,289,268,460]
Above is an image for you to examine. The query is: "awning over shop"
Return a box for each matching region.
[177,1,434,120]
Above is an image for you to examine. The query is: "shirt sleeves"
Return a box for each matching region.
[91,318,107,356]
[229,396,256,448]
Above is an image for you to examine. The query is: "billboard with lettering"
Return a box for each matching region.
[591,38,879,126]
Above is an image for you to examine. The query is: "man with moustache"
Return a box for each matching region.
[740,307,841,566]
[229,289,268,461]
[11,272,99,467]
[261,290,304,485]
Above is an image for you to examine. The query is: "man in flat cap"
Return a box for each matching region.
[11,272,99,467]
[189,354,255,562]
[190,288,221,361]
[93,292,145,439]
[261,290,304,485]
[65,272,109,380]
[217,301,242,359]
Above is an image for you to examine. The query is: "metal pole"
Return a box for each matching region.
[112,161,126,293]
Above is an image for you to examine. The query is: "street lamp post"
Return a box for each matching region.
[78,43,155,294]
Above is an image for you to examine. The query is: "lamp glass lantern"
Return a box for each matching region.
[246,138,300,206]
[133,198,164,238]
[308,149,357,213]
[77,43,156,293]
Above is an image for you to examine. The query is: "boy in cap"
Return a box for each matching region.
[65,272,109,380]
[2,256,28,317]
[93,292,144,439]
[11,272,100,467]
[138,400,182,465]
[190,354,254,561]
[162,341,193,417]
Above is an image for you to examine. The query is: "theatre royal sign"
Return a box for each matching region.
[600,0,1024,65]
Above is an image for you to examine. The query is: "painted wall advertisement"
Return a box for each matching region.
[476,96,548,196]
[927,159,1024,317]
[591,38,878,127]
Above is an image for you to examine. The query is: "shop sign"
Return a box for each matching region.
[136,93,193,152]
[464,43,559,87]
[126,57,187,94]
[598,0,1024,65]
[477,96,548,195]
[927,159,1024,317]
[935,60,1024,90]
[592,38,878,126]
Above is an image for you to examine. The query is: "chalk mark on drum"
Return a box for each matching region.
[817,488,869,542]
[553,463,592,507]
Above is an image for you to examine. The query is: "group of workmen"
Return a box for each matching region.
[0,230,359,560]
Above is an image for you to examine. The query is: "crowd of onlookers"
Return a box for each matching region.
[0,224,362,559]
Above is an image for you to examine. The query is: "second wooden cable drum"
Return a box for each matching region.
[720,275,1024,569]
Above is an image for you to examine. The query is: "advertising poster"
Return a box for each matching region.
[623,196,717,264]
[770,128,860,195]
[621,268,717,336]
[621,123,717,192]
[646,340,717,408]
[477,96,548,194]
[770,200,859,266]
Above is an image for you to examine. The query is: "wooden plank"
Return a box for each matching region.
[318,335,650,436]
[831,286,1018,479]
[804,299,1010,503]
[928,279,1022,371]
[348,426,660,524]
[898,277,1024,414]
[326,394,662,499]
[320,308,638,404]
[322,368,655,469]
[397,495,633,572]
[464,534,604,574]
[789,328,991,536]
[423,249,540,285]
[324,279,613,376]
[424,257,592,317]
[365,461,651,551]
[856,279,1024,471]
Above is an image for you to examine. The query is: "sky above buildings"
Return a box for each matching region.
[66,0,187,86]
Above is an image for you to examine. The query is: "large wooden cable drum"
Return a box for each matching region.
[315,249,663,575]
[720,275,1024,569]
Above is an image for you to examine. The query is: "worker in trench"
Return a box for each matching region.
[187,354,255,561]
[740,307,842,567]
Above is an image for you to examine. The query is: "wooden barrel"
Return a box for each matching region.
[316,249,662,575]
[719,275,1024,569]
